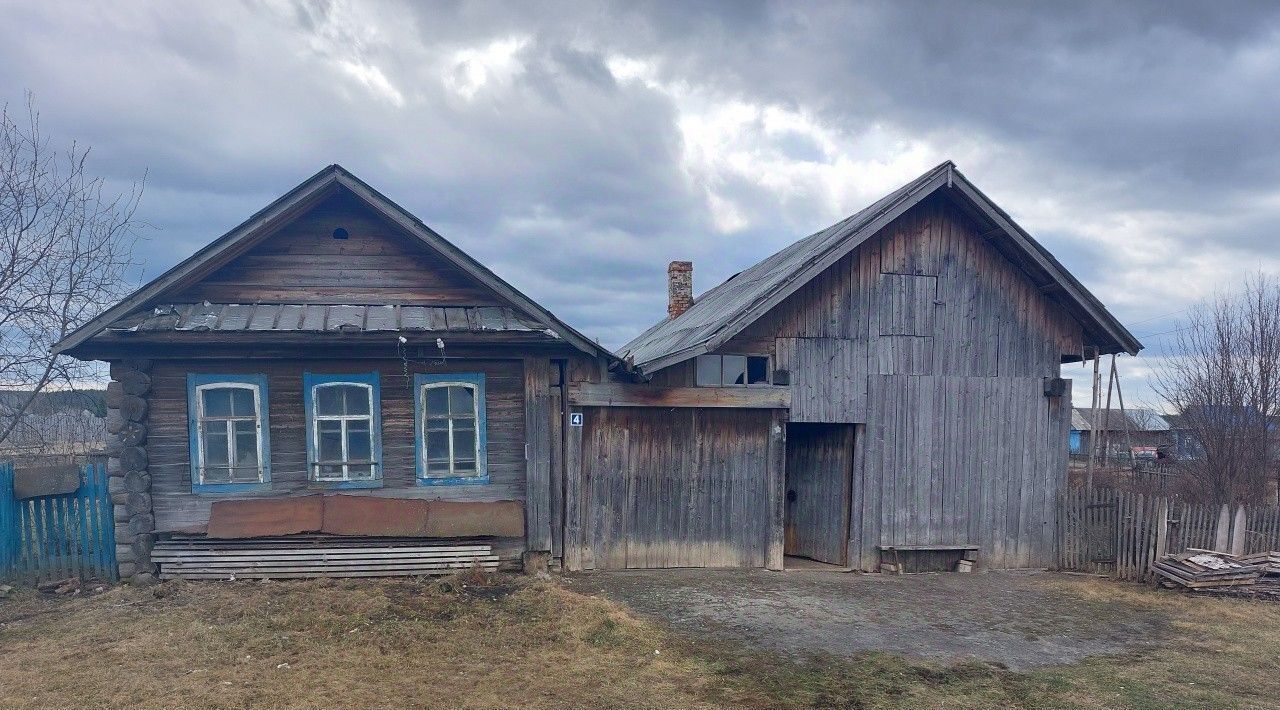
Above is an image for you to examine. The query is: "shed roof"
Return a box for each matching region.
[54,165,613,360]
[620,161,1142,374]
[1071,408,1170,432]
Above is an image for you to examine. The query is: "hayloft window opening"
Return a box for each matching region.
[695,354,771,386]
[415,373,488,485]
[187,374,270,491]
[304,373,382,486]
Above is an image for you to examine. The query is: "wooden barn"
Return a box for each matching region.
[55,161,1140,582]
[607,161,1141,572]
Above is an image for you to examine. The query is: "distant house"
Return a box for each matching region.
[1164,406,1276,461]
[1069,408,1171,458]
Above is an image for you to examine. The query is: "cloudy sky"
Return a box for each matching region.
[4,0,1280,407]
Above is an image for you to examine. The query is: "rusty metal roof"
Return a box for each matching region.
[105,303,552,335]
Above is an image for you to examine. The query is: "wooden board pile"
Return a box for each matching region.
[1238,551,1280,576]
[1152,550,1262,589]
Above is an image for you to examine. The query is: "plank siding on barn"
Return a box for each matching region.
[145,358,527,536]
[572,407,773,569]
[705,196,1082,570]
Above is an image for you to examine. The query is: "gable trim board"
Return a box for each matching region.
[620,161,1141,375]
[53,165,612,361]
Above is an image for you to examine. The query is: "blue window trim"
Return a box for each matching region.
[303,372,383,489]
[187,374,271,494]
[414,373,489,486]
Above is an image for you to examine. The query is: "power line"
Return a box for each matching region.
[1134,326,1190,339]
[1126,307,1191,328]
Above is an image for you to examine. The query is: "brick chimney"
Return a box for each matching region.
[667,260,693,318]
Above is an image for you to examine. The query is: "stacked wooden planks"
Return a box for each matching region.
[1238,551,1280,576]
[153,535,499,580]
[1153,550,1262,589]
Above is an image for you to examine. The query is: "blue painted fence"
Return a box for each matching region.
[0,462,117,584]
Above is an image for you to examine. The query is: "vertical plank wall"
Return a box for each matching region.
[722,194,1080,570]
[574,407,774,569]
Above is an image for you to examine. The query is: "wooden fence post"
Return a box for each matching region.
[1154,498,1169,559]
[1231,505,1247,557]
[1215,504,1231,552]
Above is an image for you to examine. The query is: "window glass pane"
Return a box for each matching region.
[747,356,769,385]
[230,388,255,417]
[346,464,374,480]
[453,428,475,460]
[316,386,343,415]
[695,355,721,387]
[426,430,449,460]
[318,425,342,462]
[233,420,258,467]
[203,466,232,484]
[202,423,229,466]
[202,388,232,417]
[346,420,371,462]
[449,386,475,416]
[722,355,747,386]
[317,464,342,479]
[454,459,477,474]
[426,387,449,416]
[426,459,451,475]
[230,466,259,483]
[343,386,370,416]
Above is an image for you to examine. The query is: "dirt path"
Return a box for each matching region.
[564,569,1172,670]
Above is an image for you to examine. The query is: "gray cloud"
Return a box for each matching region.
[4,0,1280,408]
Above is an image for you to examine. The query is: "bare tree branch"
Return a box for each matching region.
[0,93,142,453]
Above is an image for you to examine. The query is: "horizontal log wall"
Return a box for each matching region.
[144,358,526,540]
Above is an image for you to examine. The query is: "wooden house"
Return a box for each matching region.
[56,161,1139,582]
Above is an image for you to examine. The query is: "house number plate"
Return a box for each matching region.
[569,413,584,427]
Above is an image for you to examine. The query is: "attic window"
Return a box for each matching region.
[332,227,349,240]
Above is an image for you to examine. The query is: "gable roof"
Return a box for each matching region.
[620,161,1142,373]
[1071,408,1170,432]
[54,165,612,359]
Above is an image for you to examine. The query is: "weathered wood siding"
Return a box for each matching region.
[571,407,774,569]
[173,189,502,306]
[857,376,1069,570]
[146,358,526,536]
[709,195,1080,570]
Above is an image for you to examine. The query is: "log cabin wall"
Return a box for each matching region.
[697,195,1081,570]
[140,356,532,559]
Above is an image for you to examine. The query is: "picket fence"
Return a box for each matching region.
[0,462,118,583]
[1057,486,1280,580]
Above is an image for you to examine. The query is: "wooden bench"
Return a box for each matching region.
[878,544,979,573]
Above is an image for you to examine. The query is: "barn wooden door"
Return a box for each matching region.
[785,423,854,565]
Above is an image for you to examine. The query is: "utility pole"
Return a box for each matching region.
[1086,347,1101,489]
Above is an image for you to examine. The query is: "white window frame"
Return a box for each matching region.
[310,381,378,482]
[194,382,266,485]
[420,381,481,478]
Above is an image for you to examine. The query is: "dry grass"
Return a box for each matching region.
[0,572,1277,709]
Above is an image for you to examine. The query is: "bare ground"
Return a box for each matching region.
[563,569,1171,670]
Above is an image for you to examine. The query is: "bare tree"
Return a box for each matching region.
[1154,273,1280,503]
[0,95,141,453]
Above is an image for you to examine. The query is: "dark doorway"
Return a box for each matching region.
[784,423,854,565]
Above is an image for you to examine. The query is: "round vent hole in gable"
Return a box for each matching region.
[332,227,349,240]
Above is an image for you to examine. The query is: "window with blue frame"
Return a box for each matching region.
[187,374,270,491]
[414,373,487,484]
[304,373,382,486]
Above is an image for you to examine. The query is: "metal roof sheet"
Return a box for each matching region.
[105,304,549,335]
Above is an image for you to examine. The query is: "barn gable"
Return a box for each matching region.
[54,165,610,359]
[620,161,1141,374]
